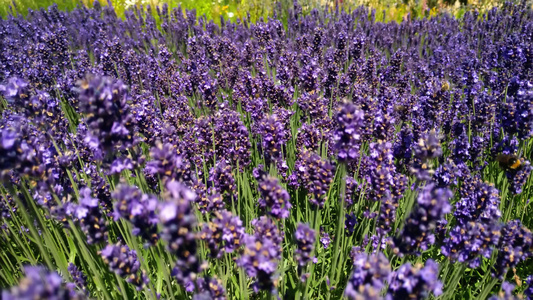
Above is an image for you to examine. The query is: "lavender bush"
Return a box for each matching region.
[0,1,533,299]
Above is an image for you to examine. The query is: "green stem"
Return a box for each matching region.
[328,162,346,299]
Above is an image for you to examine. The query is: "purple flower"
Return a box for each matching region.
[75,75,136,157]
[161,96,195,136]
[386,259,443,300]
[345,212,358,236]
[159,181,203,289]
[69,188,107,245]
[2,265,86,299]
[68,263,87,294]
[500,79,533,140]
[296,122,328,154]
[112,184,159,245]
[195,276,227,300]
[257,176,292,219]
[0,77,30,105]
[364,140,395,202]
[455,175,501,225]
[320,228,331,249]
[193,180,225,214]
[251,216,283,258]
[292,150,335,208]
[376,193,397,237]
[294,223,316,266]
[345,252,391,300]
[333,102,365,161]
[410,130,443,181]
[145,142,194,183]
[209,160,236,199]
[414,130,443,160]
[372,111,396,141]
[433,160,462,188]
[199,76,218,109]
[0,193,16,220]
[192,292,215,300]
[200,210,245,258]
[297,93,329,122]
[394,183,452,255]
[449,123,471,164]
[298,58,321,93]
[442,221,501,268]
[237,233,280,292]
[491,135,519,158]
[100,242,147,289]
[108,157,134,175]
[83,164,113,215]
[344,177,361,207]
[393,126,414,166]
[0,115,41,181]
[213,109,252,167]
[256,114,288,163]
[493,220,533,278]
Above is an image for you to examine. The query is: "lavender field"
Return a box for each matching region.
[0,1,532,299]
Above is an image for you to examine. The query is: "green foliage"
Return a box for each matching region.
[0,0,521,24]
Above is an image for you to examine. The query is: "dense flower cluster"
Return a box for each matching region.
[112,184,159,245]
[442,221,501,268]
[257,114,288,163]
[238,233,280,293]
[291,150,335,207]
[0,114,43,181]
[195,276,227,300]
[251,216,284,257]
[193,180,225,214]
[100,242,147,289]
[410,130,443,181]
[159,181,203,290]
[493,220,533,278]
[145,142,194,183]
[364,140,395,202]
[2,266,86,299]
[294,223,316,267]
[256,175,292,219]
[345,252,391,300]
[200,209,245,258]
[1,1,533,299]
[454,175,501,225]
[75,75,136,159]
[386,260,443,300]
[68,263,87,294]
[394,183,452,255]
[209,160,236,199]
[68,187,108,245]
[333,102,365,161]
[213,109,252,167]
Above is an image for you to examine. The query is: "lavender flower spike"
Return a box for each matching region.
[2,265,87,299]
[294,223,316,266]
[333,101,365,161]
[345,252,391,300]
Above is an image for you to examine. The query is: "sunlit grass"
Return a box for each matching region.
[0,0,524,24]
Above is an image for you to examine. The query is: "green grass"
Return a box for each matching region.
[0,0,519,24]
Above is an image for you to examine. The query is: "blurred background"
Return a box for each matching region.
[1,0,530,24]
